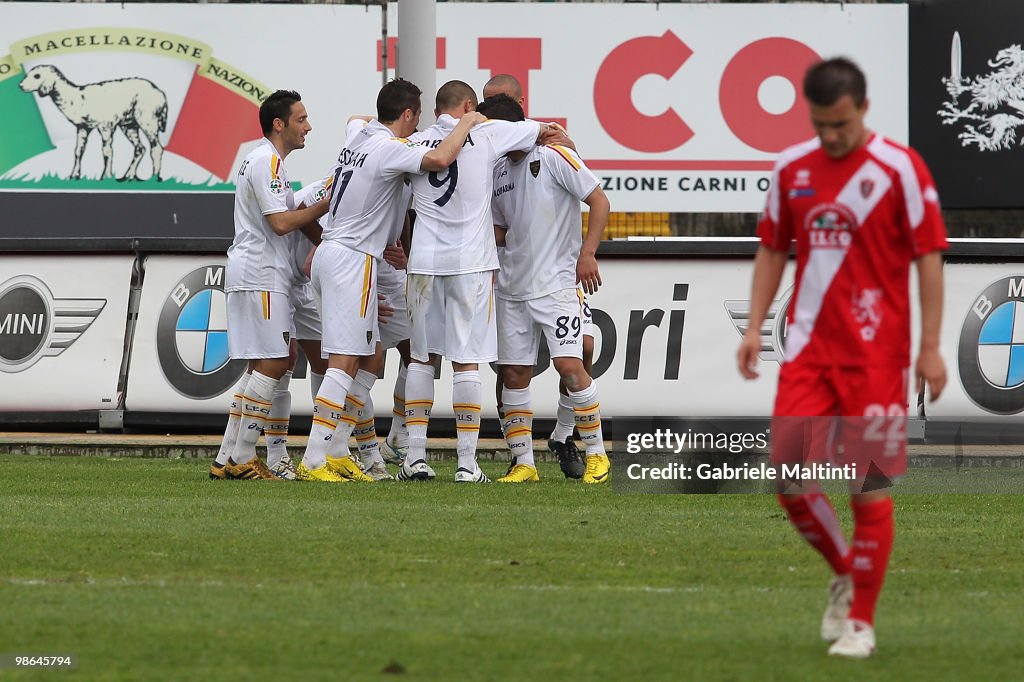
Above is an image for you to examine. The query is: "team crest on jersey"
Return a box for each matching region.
[157,265,245,399]
[958,276,1024,414]
[852,288,883,341]
[724,288,792,363]
[860,179,875,199]
[269,178,284,194]
[530,160,541,178]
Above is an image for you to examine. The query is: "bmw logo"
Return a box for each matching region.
[958,276,1024,414]
[157,265,245,399]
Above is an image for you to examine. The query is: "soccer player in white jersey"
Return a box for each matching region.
[478,93,611,484]
[296,78,484,483]
[212,90,327,481]
[483,74,592,479]
[401,80,551,483]
[293,180,412,482]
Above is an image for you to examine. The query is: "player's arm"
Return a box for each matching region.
[914,251,946,401]
[577,186,609,295]
[494,224,508,247]
[421,111,487,171]
[737,245,788,380]
[265,200,328,237]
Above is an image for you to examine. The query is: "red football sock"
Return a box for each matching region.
[848,497,895,625]
[778,493,851,576]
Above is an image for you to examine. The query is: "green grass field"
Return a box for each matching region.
[1,454,1021,681]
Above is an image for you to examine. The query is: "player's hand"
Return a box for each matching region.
[576,254,601,295]
[302,245,317,279]
[463,111,487,126]
[383,241,407,270]
[737,332,762,380]
[915,347,947,401]
[539,123,574,149]
[377,294,395,324]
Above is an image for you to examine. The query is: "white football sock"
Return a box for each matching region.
[501,385,534,467]
[301,368,352,470]
[404,362,435,465]
[216,373,250,466]
[453,370,482,472]
[231,371,279,465]
[569,380,605,456]
[550,391,575,443]
[265,370,292,468]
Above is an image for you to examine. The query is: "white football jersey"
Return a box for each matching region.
[408,114,539,275]
[492,145,600,301]
[226,138,296,293]
[321,119,429,257]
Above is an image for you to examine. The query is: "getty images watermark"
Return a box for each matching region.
[609,418,1024,494]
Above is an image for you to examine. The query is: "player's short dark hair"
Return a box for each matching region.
[477,93,525,123]
[436,80,478,112]
[803,57,867,108]
[259,90,301,136]
[377,79,422,124]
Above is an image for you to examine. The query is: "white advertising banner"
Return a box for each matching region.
[0,4,381,193]
[0,255,132,410]
[418,2,909,213]
[124,254,802,419]
[927,262,1024,421]
[1,3,906,214]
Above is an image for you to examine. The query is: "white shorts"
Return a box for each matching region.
[312,242,379,357]
[290,282,321,341]
[378,277,410,350]
[408,271,497,363]
[578,287,594,338]
[496,288,584,366]
[226,290,292,359]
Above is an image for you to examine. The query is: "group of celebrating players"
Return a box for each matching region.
[207,54,952,660]
[208,74,612,486]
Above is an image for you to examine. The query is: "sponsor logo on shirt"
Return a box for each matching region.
[804,202,858,249]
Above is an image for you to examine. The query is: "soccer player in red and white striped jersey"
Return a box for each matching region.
[737,58,948,659]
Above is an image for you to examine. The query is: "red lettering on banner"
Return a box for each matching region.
[593,30,693,153]
[719,38,819,153]
[376,37,447,71]
[478,37,566,129]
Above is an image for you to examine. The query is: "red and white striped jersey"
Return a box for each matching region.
[757,134,948,367]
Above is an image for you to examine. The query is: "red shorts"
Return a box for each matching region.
[771,363,910,480]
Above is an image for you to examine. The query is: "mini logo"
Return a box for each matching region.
[529,160,541,178]
[366,330,373,345]
[269,178,283,194]
[282,331,290,345]
[795,169,811,186]
[0,275,105,373]
[156,265,245,399]
[724,288,792,363]
[860,179,875,199]
[958,276,1024,414]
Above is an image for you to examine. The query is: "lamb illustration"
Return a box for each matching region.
[19,64,168,181]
